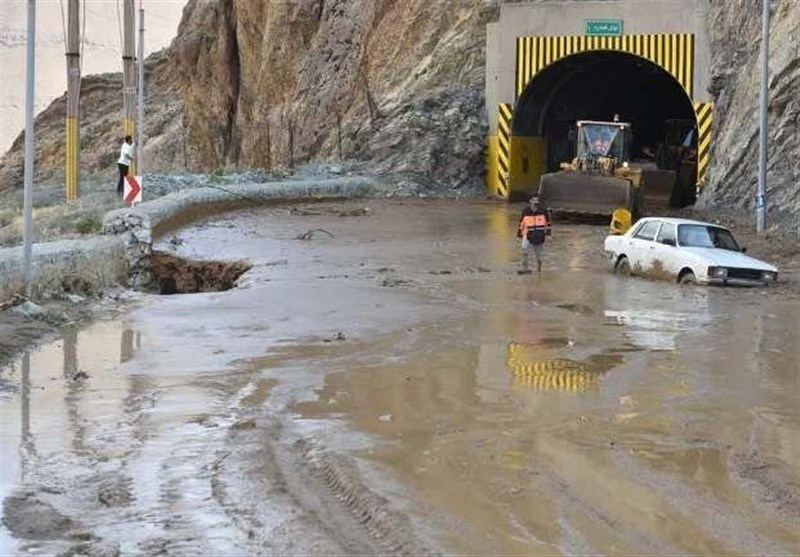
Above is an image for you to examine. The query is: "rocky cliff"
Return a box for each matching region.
[0,0,492,195]
[1,0,797,222]
[700,0,799,225]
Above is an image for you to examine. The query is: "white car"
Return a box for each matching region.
[604,217,778,286]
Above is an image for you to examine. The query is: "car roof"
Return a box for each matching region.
[634,216,731,229]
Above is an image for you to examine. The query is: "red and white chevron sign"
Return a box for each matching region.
[124,175,142,206]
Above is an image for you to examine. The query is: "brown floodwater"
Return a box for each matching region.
[1,199,798,555]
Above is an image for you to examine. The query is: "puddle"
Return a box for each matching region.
[149,251,251,294]
[0,321,143,553]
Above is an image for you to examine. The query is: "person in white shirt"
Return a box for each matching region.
[117,135,135,196]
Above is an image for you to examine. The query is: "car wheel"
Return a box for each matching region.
[679,271,697,285]
[614,256,631,277]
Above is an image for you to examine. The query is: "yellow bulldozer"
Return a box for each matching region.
[537,120,644,219]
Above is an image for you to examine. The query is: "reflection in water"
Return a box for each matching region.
[604,308,711,351]
[120,328,141,364]
[507,342,626,391]
[63,329,88,455]
[20,352,35,481]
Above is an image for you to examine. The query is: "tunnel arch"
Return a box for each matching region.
[512,49,697,174]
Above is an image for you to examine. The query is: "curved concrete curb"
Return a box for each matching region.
[0,177,375,302]
[0,237,127,302]
[103,177,376,288]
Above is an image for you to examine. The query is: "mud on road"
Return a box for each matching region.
[1,199,798,556]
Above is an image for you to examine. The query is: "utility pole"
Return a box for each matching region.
[756,0,770,232]
[65,0,80,202]
[136,0,144,178]
[22,0,35,297]
[122,0,136,175]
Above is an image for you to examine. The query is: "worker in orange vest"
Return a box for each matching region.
[517,196,552,274]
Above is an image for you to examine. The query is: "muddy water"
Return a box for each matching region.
[1,200,798,555]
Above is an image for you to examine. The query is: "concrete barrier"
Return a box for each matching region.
[0,237,127,302]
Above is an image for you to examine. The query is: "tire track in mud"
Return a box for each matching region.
[295,439,436,556]
[215,410,439,556]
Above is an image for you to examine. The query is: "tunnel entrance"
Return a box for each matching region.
[513,50,696,174]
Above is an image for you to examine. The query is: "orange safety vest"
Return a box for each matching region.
[519,213,550,237]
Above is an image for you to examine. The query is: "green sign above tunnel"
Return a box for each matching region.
[585,19,623,36]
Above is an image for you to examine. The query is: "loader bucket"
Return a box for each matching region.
[538,171,634,217]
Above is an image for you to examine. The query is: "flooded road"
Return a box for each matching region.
[2,199,798,555]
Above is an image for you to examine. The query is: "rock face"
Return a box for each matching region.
[699,0,799,225]
[0,0,797,222]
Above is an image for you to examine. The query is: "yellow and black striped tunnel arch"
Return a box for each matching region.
[515,33,695,100]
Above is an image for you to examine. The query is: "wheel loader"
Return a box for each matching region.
[537,120,644,218]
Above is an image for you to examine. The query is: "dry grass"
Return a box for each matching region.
[0,179,123,247]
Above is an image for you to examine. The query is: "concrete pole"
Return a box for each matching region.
[122,0,136,175]
[137,1,144,179]
[65,0,80,202]
[756,0,770,232]
[22,0,35,297]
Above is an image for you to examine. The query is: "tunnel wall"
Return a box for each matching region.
[509,136,547,201]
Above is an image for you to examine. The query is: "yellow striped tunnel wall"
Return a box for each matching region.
[65,117,79,201]
[694,102,713,186]
[124,118,136,176]
[496,103,513,199]
[515,34,694,100]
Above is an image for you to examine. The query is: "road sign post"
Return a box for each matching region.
[124,175,142,206]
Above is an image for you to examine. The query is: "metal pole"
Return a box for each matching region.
[137,1,144,178]
[22,0,35,297]
[756,0,770,232]
[65,0,80,201]
[122,0,136,175]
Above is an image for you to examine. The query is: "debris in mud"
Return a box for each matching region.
[149,251,250,295]
[324,331,347,343]
[378,414,393,422]
[2,491,76,540]
[68,370,90,382]
[11,300,44,318]
[429,269,453,275]
[296,228,335,241]
[381,277,410,287]
[231,418,257,431]
[97,476,134,508]
[0,293,28,310]
[290,206,370,217]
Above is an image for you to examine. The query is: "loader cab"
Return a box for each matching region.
[576,120,632,163]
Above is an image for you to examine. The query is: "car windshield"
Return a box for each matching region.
[677,224,741,251]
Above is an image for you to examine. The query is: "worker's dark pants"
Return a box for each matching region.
[117,163,129,196]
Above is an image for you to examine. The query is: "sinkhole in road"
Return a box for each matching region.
[149,251,251,295]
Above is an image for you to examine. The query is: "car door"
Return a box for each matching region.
[628,220,661,274]
[651,222,681,279]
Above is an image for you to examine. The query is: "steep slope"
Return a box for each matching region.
[699,0,799,225]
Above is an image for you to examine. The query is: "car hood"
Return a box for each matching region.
[680,247,778,271]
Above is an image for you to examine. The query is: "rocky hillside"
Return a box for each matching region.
[699,0,799,225]
[1,0,797,222]
[0,0,492,195]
